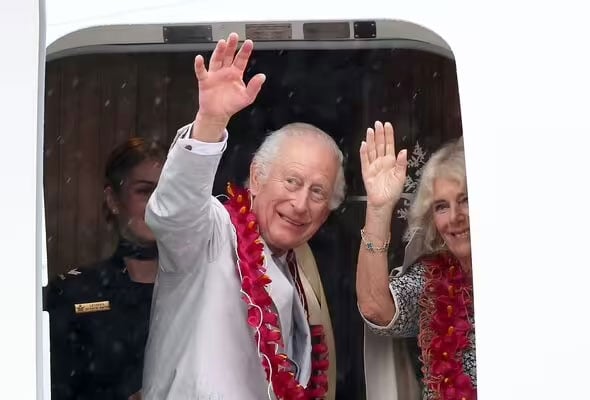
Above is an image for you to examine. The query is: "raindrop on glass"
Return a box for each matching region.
[104,99,111,107]
[154,97,162,106]
[121,81,127,89]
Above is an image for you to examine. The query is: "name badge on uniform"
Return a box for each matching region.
[74,301,111,314]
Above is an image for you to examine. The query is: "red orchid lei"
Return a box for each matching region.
[223,183,329,400]
[417,252,476,400]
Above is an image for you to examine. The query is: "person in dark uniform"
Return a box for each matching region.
[45,137,166,400]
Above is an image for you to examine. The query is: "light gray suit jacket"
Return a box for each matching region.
[141,125,310,400]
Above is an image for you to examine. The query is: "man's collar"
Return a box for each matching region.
[261,239,290,264]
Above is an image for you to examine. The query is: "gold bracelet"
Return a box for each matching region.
[360,228,390,253]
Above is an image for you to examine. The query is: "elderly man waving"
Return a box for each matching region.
[141,33,344,400]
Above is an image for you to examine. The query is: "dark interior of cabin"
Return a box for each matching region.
[43,47,462,399]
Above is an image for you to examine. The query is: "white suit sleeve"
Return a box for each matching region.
[145,123,228,273]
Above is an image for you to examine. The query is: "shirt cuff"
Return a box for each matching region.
[176,123,229,155]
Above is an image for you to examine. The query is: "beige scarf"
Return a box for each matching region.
[293,243,337,400]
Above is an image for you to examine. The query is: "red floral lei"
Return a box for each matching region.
[223,183,329,400]
[417,252,476,400]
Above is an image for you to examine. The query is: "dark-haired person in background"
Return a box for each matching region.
[45,137,165,400]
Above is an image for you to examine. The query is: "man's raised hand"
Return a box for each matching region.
[191,33,266,141]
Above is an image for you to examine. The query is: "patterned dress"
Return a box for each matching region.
[365,259,477,400]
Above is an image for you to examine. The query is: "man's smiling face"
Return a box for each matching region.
[249,135,338,254]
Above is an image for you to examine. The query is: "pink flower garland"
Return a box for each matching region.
[418,252,476,400]
[224,183,329,400]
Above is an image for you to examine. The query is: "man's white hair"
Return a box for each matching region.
[248,122,346,210]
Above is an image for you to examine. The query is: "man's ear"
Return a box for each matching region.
[104,186,120,215]
[249,162,263,196]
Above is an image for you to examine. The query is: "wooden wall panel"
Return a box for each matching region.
[166,53,198,146]
[56,60,81,273]
[136,54,169,143]
[75,59,101,268]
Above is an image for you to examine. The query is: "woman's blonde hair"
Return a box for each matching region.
[407,136,467,254]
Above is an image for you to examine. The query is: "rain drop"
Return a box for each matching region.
[72,77,79,88]
[154,97,162,106]
[104,99,111,107]
[65,176,72,184]
[121,81,127,89]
